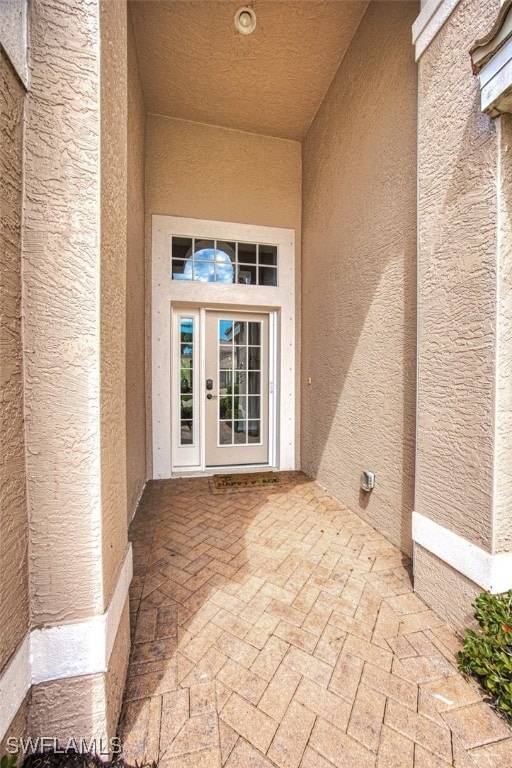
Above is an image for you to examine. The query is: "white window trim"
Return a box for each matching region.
[412,0,463,61]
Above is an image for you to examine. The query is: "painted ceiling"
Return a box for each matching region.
[129,1,369,140]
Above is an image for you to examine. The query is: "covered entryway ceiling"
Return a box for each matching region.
[129,0,369,140]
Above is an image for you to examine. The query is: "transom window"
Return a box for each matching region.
[171,237,278,286]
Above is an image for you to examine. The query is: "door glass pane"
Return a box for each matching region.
[217,319,262,447]
[248,396,260,419]
[172,238,192,280]
[234,421,248,443]
[248,323,261,345]
[219,421,233,445]
[219,370,233,392]
[181,421,193,445]
[219,397,232,420]
[233,322,247,345]
[180,319,193,344]
[248,421,261,443]
[238,243,257,264]
[219,346,232,371]
[248,371,260,395]
[180,374,192,393]
[233,347,247,370]
[237,264,256,285]
[181,394,193,418]
[258,266,277,286]
[181,343,193,363]
[248,347,260,370]
[236,395,247,418]
[179,317,194,446]
[235,372,247,394]
[219,320,234,343]
[215,241,236,284]
[258,244,277,266]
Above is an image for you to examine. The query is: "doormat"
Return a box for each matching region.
[210,471,286,494]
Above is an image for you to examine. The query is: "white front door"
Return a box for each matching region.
[172,307,270,470]
[205,311,269,466]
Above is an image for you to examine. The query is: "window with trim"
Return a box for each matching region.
[171,237,278,286]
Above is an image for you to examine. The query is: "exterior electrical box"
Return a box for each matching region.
[361,470,375,491]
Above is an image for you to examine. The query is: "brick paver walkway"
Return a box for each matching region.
[119,474,512,767]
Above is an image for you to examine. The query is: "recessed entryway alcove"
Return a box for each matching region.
[127,0,418,555]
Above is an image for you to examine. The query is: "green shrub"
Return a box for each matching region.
[458,589,512,715]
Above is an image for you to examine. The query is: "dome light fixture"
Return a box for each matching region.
[234,6,256,35]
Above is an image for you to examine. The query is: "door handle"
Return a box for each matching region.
[206,393,217,400]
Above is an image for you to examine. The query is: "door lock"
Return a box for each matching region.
[206,379,213,390]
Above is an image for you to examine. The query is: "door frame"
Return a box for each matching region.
[171,307,276,473]
[151,215,296,478]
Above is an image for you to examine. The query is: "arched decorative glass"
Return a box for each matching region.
[171,237,277,286]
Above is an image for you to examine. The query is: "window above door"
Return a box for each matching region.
[171,236,278,286]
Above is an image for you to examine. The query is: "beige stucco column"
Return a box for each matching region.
[414,0,512,632]
[20,0,131,742]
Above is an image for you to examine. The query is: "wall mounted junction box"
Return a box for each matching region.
[361,470,375,492]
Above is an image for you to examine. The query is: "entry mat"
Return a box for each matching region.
[210,470,304,494]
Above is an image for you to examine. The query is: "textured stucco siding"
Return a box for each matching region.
[29,601,130,744]
[23,0,104,623]
[0,48,28,673]
[414,545,480,634]
[146,115,301,232]
[495,115,512,553]
[130,0,368,141]
[145,116,302,472]
[105,601,130,740]
[0,694,28,751]
[126,9,146,521]
[301,1,418,555]
[0,0,28,85]
[416,0,499,551]
[100,0,129,607]
[30,673,109,744]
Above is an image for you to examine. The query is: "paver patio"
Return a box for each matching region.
[119,474,512,767]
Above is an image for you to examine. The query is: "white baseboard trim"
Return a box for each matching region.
[0,543,132,741]
[412,0,463,61]
[413,512,512,593]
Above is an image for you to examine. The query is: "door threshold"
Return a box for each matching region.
[171,464,274,479]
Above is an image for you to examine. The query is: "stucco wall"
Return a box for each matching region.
[145,115,302,472]
[0,0,28,85]
[23,0,104,623]
[100,0,129,606]
[29,600,130,745]
[146,116,301,231]
[414,546,480,633]
[0,47,28,673]
[105,601,131,740]
[495,113,512,553]
[126,9,146,520]
[301,1,418,555]
[30,672,109,746]
[416,0,499,551]
[0,695,28,751]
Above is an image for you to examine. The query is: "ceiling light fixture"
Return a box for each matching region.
[234,6,256,35]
